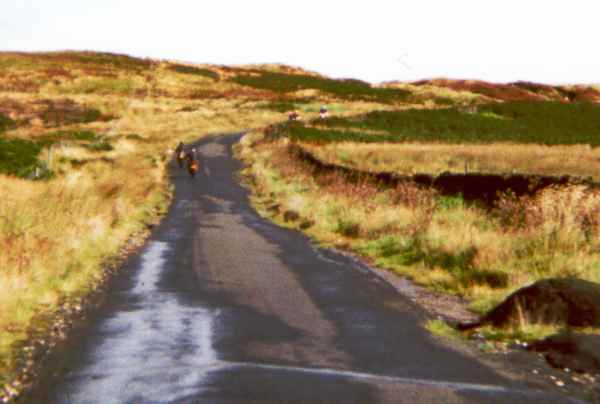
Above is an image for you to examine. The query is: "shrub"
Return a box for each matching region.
[0,137,42,177]
[168,64,219,80]
[85,140,113,152]
[47,51,152,72]
[67,79,135,95]
[40,99,103,126]
[232,71,409,104]
[0,113,16,133]
[437,194,464,210]
[259,99,313,112]
[335,218,361,237]
[38,130,98,145]
[291,101,600,145]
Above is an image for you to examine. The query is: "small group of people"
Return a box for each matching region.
[175,142,199,178]
[288,105,329,122]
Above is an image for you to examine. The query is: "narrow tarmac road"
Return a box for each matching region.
[27,134,577,403]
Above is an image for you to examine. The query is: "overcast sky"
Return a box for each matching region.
[2,1,599,84]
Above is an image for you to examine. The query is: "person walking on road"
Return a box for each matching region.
[175,142,186,168]
[186,148,199,178]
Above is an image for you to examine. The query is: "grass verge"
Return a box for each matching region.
[238,130,600,331]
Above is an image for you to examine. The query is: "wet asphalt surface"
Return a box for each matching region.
[25,134,579,403]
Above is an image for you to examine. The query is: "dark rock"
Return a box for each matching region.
[458,278,600,330]
[528,332,600,374]
[299,219,314,230]
[283,210,300,222]
[266,203,280,213]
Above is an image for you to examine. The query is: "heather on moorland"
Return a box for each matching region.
[0,51,397,388]
[2,50,600,397]
[289,101,600,145]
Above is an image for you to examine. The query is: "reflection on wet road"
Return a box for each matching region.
[31,135,577,404]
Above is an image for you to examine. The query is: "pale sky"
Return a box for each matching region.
[2,1,599,84]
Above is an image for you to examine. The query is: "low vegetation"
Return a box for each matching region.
[0,137,42,177]
[0,113,16,133]
[408,78,600,103]
[2,49,599,399]
[168,64,219,80]
[231,70,410,103]
[290,101,600,145]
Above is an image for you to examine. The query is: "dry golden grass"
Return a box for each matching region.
[383,81,489,105]
[5,51,593,396]
[0,58,277,388]
[300,141,600,179]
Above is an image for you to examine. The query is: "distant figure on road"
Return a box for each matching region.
[186,148,199,178]
[175,142,186,168]
[288,110,300,121]
[319,105,329,119]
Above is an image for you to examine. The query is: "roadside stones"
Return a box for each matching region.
[528,332,600,375]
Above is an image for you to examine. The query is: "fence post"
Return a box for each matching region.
[48,143,53,169]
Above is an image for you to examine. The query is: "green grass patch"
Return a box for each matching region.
[65,78,135,95]
[168,64,219,80]
[334,218,361,237]
[296,101,600,145]
[437,194,464,210]
[288,123,400,143]
[232,71,409,104]
[360,236,508,290]
[38,130,98,145]
[48,51,151,72]
[426,319,462,341]
[0,137,43,178]
[41,106,103,127]
[258,98,315,112]
[0,113,16,133]
[477,324,562,343]
[85,140,113,152]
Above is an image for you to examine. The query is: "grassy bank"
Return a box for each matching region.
[238,131,600,320]
[299,142,600,180]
